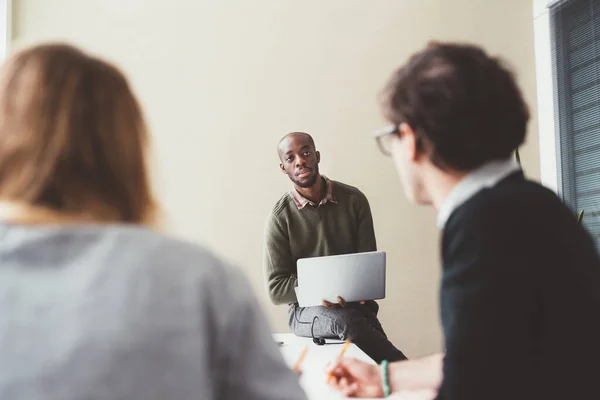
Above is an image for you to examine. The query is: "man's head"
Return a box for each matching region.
[277,132,321,188]
[378,42,529,204]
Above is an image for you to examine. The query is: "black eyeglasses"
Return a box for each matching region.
[373,125,400,156]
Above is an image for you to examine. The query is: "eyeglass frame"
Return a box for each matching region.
[373,124,400,156]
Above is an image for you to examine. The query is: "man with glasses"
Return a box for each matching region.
[327,42,600,399]
[263,131,407,364]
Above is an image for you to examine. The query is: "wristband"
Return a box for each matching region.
[381,359,391,397]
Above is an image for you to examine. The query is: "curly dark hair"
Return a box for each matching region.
[381,42,529,171]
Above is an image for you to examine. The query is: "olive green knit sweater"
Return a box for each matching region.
[263,180,377,305]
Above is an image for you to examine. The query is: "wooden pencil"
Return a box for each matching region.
[293,345,309,373]
[327,339,351,382]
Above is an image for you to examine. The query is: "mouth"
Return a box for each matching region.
[296,169,312,178]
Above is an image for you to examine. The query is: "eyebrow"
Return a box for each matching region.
[284,146,311,157]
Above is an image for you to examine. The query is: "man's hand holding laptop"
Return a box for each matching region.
[322,296,365,309]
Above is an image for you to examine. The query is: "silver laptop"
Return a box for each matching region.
[295,251,386,307]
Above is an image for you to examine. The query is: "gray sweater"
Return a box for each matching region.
[0,223,306,400]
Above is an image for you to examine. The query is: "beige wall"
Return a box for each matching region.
[12,0,539,357]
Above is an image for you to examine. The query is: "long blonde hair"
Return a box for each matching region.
[0,43,156,224]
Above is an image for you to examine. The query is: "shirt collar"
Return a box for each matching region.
[292,176,338,210]
[437,158,521,229]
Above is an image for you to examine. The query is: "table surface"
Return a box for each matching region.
[274,333,375,400]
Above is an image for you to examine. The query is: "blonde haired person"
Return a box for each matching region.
[0,43,306,400]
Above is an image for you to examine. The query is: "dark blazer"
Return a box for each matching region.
[437,171,600,400]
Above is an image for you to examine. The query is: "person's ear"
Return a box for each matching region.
[316,150,321,164]
[399,122,419,162]
[280,163,287,174]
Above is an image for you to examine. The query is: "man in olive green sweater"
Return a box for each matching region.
[263,132,407,363]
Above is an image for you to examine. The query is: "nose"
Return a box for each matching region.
[295,156,307,169]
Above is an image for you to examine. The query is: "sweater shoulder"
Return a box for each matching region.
[0,223,242,290]
[450,179,561,225]
[445,178,568,244]
[102,228,254,304]
[331,180,366,200]
[101,226,232,275]
[268,192,295,220]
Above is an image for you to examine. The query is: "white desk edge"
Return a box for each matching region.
[274,333,375,400]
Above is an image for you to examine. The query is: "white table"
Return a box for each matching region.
[274,333,376,400]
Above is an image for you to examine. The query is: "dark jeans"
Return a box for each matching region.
[288,301,407,363]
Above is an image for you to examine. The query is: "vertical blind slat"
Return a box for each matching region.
[552,0,600,254]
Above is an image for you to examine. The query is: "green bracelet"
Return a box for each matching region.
[381,359,391,397]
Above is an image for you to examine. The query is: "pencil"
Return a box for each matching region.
[293,345,309,373]
[327,339,351,382]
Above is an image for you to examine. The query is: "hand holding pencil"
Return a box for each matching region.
[327,339,351,383]
[326,341,385,398]
[292,339,352,383]
[293,345,309,375]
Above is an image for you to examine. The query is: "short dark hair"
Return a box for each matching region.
[277,132,316,160]
[381,42,529,171]
[280,132,315,148]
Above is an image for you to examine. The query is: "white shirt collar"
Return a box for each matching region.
[437,158,522,229]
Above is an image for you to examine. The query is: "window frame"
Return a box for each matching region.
[0,0,11,61]
[534,0,561,193]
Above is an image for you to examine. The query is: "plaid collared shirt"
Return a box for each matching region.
[292,176,338,210]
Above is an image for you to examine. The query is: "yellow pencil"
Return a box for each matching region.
[327,339,351,382]
[293,345,309,373]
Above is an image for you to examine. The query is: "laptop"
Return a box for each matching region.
[295,251,386,307]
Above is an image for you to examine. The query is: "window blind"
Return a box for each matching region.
[551,0,600,252]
